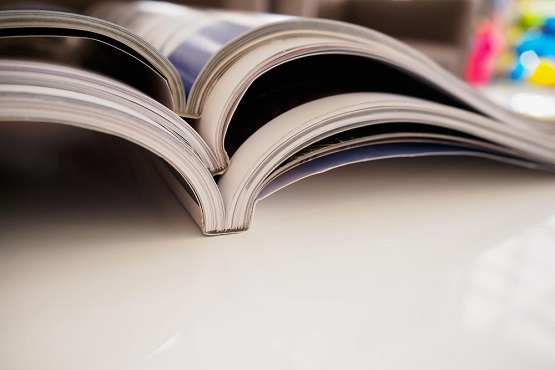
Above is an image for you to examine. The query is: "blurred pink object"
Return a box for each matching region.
[465,19,503,85]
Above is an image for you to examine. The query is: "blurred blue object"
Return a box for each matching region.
[543,17,555,34]
[511,60,527,79]
[516,31,555,57]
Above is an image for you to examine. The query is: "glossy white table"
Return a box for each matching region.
[2,154,555,369]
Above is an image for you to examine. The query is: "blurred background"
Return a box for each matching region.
[4,0,555,117]
[4,0,555,84]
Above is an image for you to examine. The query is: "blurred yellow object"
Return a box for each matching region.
[529,59,555,85]
[519,11,544,29]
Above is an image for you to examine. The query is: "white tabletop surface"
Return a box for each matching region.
[2,152,555,369]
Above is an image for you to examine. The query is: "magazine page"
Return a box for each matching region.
[90,1,555,143]
[0,9,186,111]
[257,140,550,201]
[197,35,353,165]
[88,1,290,100]
[0,59,220,172]
[88,1,420,119]
[0,60,226,234]
[196,31,555,166]
[217,92,555,231]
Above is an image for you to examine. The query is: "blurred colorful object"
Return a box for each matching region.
[465,0,555,86]
[528,58,555,84]
[508,1,555,85]
[464,0,511,85]
[465,19,503,84]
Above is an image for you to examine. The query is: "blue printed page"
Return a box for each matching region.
[256,142,525,200]
[90,1,290,96]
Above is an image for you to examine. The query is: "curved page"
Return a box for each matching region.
[0,60,225,234]
[200,35,555,165]
[258,140,551,201]
[0,9,186,113]
[218,93,555,231]
[88,0,291,112]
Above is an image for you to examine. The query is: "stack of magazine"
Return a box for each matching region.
[1,1,555,234]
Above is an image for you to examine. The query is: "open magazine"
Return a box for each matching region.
[1,1,555,234]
